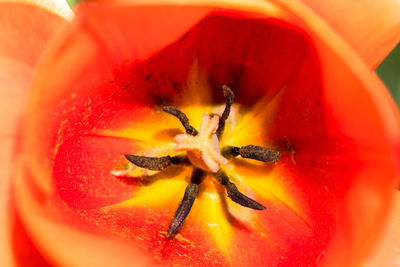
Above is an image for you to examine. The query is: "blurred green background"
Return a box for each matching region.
[66,0,399,108]
[376,44,400,109]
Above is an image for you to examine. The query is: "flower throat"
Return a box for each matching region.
[122,85,280,237]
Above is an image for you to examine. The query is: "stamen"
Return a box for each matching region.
[222,145,280,163]
[163,106,198,136]
[166,168,205,237]
[214,170,265,210]
[216,85,234,139]
[124,155,188,171]
[239,145,281,163]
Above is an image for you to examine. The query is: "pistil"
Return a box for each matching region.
[173,113,228,173]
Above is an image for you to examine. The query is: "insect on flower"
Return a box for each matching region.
[123,85,281,237]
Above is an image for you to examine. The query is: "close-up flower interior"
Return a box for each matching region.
[1,0,400,267]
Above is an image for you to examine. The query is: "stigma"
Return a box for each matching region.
[173,113,228,173]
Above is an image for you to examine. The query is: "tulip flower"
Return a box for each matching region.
[2,0,400,266]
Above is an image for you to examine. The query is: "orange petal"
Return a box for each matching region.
[294,0,400,68]
[0,2,71,67]
[0,1,71,265]
[0,56,32,267]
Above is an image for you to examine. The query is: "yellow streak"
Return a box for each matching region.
[223,90,284,146]
[114,178,188,208]
[233,169,309,225]
[178,57,213,128]
[102,110,180,145]
[179,58,212,106]
[195,189,232,260]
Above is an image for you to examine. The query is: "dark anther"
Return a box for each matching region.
[221,145,280,163]
[166,168,205,237]
[163,106,198,136]
[124,155,171,170]
[124,155,188,171]
[216,85,234,139]
[225,182,265,210]
[214,170,265,210]
[221,146,240,159]
[166,183,199,237]
[239,145,281,163]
